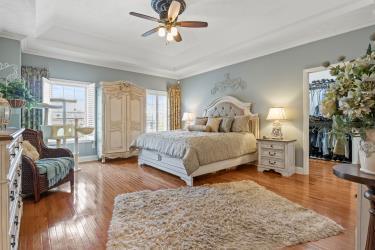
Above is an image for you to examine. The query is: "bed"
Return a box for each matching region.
[133,96,260,186]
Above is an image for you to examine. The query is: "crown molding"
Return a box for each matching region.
[177,21,375,79]
[0,31,27,41]
[21,40,179,79]
[15,0,375,80]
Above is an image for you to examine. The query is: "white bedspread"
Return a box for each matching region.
[130,130,257,174]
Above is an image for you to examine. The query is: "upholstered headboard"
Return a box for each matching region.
[202,96,260,138]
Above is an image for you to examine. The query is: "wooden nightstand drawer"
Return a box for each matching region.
[257,139,296,177]
[260,157,285,169]
[261,142,284,150]
[261,149,284,159]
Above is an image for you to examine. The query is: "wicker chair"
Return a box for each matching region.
[22,129,74,202]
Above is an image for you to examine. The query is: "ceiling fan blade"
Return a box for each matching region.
[142,27,159,37]
[129,12,164,23]
[174,32,182,42]
[168,1,181,22]
[177,21,208,28]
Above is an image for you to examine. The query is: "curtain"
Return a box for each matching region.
[21,66,49,130]
[168,84,181,130]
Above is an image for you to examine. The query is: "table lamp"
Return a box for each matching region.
[266,107,286,139]
[182,112,194,127]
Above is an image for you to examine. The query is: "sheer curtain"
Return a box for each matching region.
[21,66,49,130]
[167,83,181,130]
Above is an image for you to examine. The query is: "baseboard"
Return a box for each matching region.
[79,155,99,163]
[295,166,308,175]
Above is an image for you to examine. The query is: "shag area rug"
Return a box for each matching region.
[107,181,343,249]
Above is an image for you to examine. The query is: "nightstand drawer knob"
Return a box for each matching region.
[269,160,277,165]
[268,152,276,156]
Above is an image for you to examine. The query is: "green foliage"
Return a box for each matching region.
[0,79,36,109]
[321,37,375,139]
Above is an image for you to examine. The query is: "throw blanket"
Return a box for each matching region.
[35,157,75,187]
[131,130,256,175]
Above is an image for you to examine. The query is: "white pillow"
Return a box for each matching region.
[22,140,40,161]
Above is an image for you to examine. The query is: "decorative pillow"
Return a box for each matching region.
[194,117,208,126]
[22,140,40,161]
[231,116,251,132]
[206,117,223,132]
[219,117,234,133]
[187,125,211,132]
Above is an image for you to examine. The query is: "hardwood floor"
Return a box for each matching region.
[19,158,357,250]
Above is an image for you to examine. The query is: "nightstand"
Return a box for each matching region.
[257,139,296,177]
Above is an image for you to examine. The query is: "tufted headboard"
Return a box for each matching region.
[202,96,260,138]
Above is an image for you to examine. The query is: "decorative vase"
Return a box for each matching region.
[359,129,375,175]
[8,99,26,108]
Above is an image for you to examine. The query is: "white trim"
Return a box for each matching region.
[50,78,94,86]
[0,31,26,41]
[302,63,343,175]
[19,0,375,80]
[78,155,99,163]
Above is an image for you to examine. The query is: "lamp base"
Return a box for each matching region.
[271,121,283,139]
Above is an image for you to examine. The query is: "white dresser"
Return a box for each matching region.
[97,81,146,163]
[0,129,24,250]
[257,139,296,177]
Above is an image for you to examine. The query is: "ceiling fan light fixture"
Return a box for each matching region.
[171,26,178,37]
[166,32,174,42]
[158,27,166,37]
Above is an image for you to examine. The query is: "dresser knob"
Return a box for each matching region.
[269,160,276,165]
[10,234,16,248]
[269,152,276,156]
[9,191,15,201]
[13,179,18,188]
[14,216,19,226]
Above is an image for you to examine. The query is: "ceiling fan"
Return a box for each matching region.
[130,0,208,43]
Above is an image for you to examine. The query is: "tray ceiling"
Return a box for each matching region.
[1,0,375,79]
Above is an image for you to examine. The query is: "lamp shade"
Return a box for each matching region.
[182,112,194,121]
[266,107,286,121]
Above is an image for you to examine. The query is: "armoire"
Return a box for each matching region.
[97,81,146,163]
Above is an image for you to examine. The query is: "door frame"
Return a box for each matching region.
[302,65,327,175]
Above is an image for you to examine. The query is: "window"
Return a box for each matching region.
[43,78,96,141]
[146,90,168,132]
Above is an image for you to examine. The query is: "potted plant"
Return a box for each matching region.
[0,79,36,109]
[321,34,375,174]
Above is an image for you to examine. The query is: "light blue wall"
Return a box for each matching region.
[0,37,22,128]
[181,25,375,168]
[0,37,21,73]
[22,53,176,156]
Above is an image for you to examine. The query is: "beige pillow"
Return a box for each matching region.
[231,116,250,132]
[22,140,40,161]
[194,117,208,126]
[187,125,211,132]
[219,117,234,133]
[206,117,223,132]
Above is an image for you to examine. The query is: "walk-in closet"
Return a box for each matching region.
[308,69,352,163]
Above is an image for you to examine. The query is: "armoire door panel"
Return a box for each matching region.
[104,94,127,153]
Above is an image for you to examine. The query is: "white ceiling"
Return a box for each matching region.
[1,0,375,79]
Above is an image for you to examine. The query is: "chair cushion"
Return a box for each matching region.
[35,157,74,187]
[22,140,40,161]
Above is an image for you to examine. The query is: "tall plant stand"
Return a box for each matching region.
[333,164,375,250]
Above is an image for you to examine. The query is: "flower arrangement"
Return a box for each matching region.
[0,79,36,109]
[320,35,375,141]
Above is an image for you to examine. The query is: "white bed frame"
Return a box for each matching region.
[138,96,260,186]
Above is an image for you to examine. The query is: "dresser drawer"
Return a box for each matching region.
[261,149,284,159]
[260,157,285,169]
[261,142,285,151]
